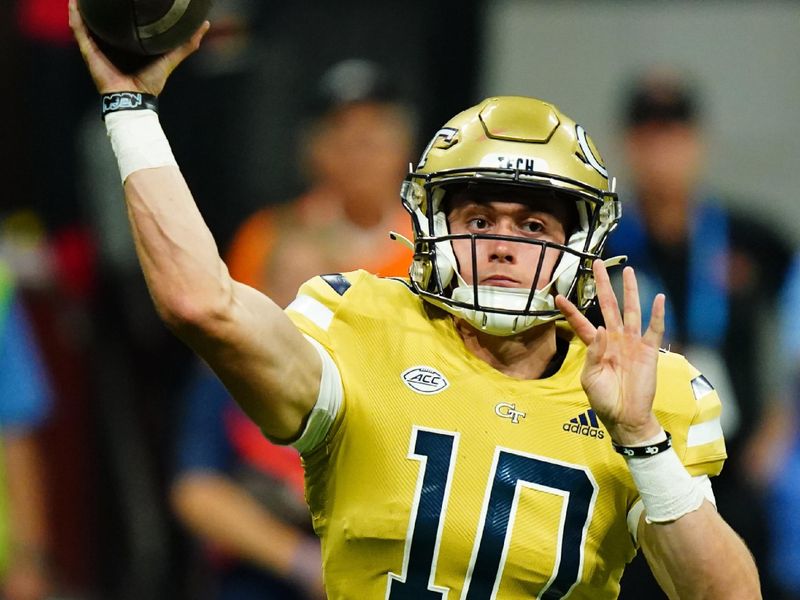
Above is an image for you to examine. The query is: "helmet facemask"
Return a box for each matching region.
[402,172,620,336]
[397,96,622,336]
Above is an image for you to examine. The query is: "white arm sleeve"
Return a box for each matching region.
[627,475,717,545]
[290,335,344,454]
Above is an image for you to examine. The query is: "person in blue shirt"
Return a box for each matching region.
[763,253,800,599]
[609,69,794,599]
[0,260,53,600]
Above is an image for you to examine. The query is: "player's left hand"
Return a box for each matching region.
[556,260,665,445]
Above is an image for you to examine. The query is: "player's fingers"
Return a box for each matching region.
[69,0,112,66]
[622,266,641,337]
[593,259,622,332]
[586,325,607,366]
[642,293,666,349]
[192,20,211,48]
[68,0,91,49]
[556,294,596,346]
[68,0,124,91]
[68,0,79,27]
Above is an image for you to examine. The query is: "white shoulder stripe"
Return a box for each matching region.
[686,417,723,447]
[286,294,334,331]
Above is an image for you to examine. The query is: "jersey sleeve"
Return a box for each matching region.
[653,352,727,478]
[284,271,368,454]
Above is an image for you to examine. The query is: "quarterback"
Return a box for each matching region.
[70,4,760,598]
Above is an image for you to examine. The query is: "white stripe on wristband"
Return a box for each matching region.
[105,110,178,183]
[626,446,706,524]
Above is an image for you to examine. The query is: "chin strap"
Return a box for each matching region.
[603,255,627,269]
[532,252,627,301]
[389,231,414,250]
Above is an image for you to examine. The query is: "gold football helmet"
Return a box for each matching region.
[398,96,622,335]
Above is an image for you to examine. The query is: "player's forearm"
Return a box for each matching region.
[641,502,761,599]
[124,167,234,330]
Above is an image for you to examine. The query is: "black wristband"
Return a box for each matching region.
[612,431,672,458]
[101,92,158,120]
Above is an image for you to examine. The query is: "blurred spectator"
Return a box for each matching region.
[224,58,416,306]
[9,3,101,590]
[763,253,800,599]
[0,208,99,599]
[170,58,415,599]
[609,68,794,599]
[0,259,53,600]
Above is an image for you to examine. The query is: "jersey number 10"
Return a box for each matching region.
[386,427,598,599]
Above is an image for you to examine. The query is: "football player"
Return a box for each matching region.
[70,3,760,598]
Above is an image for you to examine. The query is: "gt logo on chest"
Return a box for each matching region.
[495,402,527,424]
[401,366,449,395]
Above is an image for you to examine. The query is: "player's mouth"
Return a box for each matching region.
[481,275,520,287]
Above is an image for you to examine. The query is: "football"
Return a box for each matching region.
[78,0,212,60]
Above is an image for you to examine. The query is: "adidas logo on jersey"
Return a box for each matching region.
[563,409,605,439]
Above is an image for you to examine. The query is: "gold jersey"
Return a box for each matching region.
[286,270,726,599]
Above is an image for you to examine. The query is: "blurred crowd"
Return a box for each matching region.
[1,1,799,599]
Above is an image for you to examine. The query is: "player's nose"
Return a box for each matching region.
[487,231,517,264]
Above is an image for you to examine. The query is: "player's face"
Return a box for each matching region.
[447,190,570,291]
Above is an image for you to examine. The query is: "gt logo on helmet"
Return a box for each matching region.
[417,127,458,169]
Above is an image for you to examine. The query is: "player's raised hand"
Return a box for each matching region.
[556,260,666,445]
[68,0,209,95]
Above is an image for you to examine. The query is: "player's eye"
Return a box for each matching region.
[467,217,490,230]
[521,220,544,234]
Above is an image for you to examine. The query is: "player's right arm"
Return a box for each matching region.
[69,1,321,441]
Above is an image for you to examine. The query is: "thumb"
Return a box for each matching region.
[162,20,211,72]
